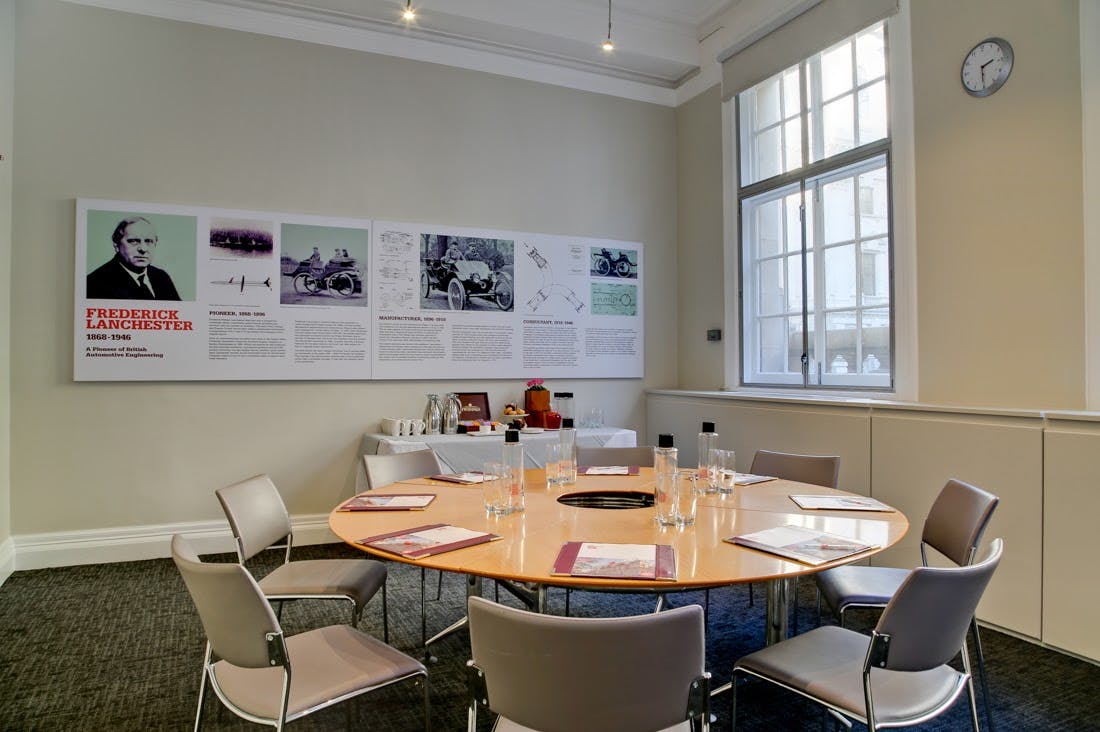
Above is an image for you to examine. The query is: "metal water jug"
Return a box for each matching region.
[424,394,442,435]
[443,393,461,434]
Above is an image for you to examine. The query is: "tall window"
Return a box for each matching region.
[738,22,891,389]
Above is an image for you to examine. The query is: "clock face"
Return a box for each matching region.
[961,38,1013,97]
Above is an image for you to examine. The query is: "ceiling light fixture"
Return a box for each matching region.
[402,0,416,21]
[601,0,614,51]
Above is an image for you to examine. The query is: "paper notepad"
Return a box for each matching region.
[338,493,436,511]
[727,525,877,566]
[580,465,640,476]
[789,494,893,512]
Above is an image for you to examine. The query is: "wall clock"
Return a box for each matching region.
[961,37,1013,97]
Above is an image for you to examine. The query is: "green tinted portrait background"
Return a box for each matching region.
[86,209,198,300]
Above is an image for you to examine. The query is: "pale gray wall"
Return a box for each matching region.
[10,1,676,534]
[675,85,725,391]
[675,0,1086,409]
[0,0,14,551]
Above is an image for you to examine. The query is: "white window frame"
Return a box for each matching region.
[722,2,916,399]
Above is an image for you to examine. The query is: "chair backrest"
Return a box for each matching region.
[467,595,705,732]
[575,446,655,468]
[921,478,999,567]
[171,534,283,669]
[363,449,444,490]
[750,449,840,488]
[872,538,1003,673]
[215,474,292,562]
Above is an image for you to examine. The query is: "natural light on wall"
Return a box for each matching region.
[737,22,892,390]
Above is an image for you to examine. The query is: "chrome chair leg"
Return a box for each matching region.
[971,618,994,732]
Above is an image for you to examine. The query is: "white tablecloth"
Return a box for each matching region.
[357,427,637,491]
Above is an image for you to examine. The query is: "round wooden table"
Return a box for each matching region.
[330,468,908,645]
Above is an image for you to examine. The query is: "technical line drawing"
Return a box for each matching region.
[210,275,273,293]
[524,242,585,312]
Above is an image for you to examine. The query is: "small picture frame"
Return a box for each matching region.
[455,392,491,423]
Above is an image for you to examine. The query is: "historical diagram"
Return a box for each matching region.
[524,242,584,313]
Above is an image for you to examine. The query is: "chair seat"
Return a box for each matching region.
[735,626,967,726]
[211,624,425,722]
[816,565,909,614]
[494,718,691,732]
[258,559,386,612]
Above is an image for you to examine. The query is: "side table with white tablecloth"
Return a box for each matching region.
[356,427,637,491]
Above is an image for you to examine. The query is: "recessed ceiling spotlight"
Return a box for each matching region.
[402,0,416,21]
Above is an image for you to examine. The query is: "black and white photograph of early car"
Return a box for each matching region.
[420,235,514,311]
[589,246,638,278]
[279,223,369,307]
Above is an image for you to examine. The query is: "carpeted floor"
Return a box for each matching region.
[1,543,1097,731]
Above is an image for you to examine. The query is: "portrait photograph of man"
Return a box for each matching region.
[85,210,197,301]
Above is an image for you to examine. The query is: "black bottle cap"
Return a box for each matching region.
[562,418,574,429]
[658,433,674,448]
[505,429,519,443]
[702,421,715,433]
[553,391,574,398]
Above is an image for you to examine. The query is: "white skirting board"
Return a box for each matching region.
[3,514,337,577]
[0,538,14,586]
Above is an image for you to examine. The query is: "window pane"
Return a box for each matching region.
[860,308,890,373]
[755,78,781,128]
[784,119,803,170]
[754,197,783,257]
[787,253,803,311]
[784,191,802,253]
[856,25,885,85]
[821,42,853,100]
[821,177,855,244]
[782,67,801,115]
[858,165,888,237]
[757,258,785,315]
[758,317,788,372]
[820,95,855,159]
[824,244,857,308]
[858,81,887,145]
[860,238,889,306]
[805,251,815,311]
[824,311,857,375]
[753,126,783,181]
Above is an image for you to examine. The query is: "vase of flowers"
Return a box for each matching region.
[524,378,551,426]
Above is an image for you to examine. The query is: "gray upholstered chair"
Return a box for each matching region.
[576,445,655,468]
[466,595,710,732]
[171,535,429,732]
[363,449,454,648]
[216,474,389,640]
[746,449,841,622]
[749,449,840,489]
[732,538,1004,732]
[362,449,444,490]
[816,478,999,731]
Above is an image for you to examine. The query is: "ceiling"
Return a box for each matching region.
[69,0,814,105]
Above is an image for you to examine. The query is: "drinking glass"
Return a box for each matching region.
[654,470,677,526]
[714,449,738,494]
[482,462,508,514]
[587,407,604,428]
[545,443,563,488]
[673,470,698,526]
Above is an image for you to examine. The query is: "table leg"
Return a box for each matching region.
[424,574,481,656]
[764,578,789,646]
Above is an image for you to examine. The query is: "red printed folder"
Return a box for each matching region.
[551,542,676,581]
[337,493,436,511]
[578,465,641,476]
[357,523,500,559]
